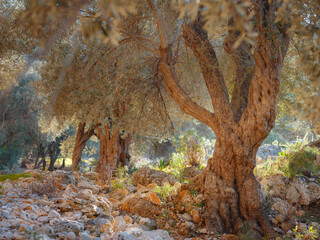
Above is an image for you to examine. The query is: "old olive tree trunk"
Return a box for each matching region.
[149,0,290,237]
[95,124,130,181]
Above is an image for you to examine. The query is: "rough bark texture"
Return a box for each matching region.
[119,133,131,167]
[95,124,130,181]
[71,122,96,172]
[150,0,290,237]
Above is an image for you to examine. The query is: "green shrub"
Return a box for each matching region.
[155,158,170,171]
[165,152,185,181]
[111,165,132,191]
[164,131,213,182]
[278,141,319,178]
[111,179,127,191]
[153,183,174,200]
[291,225,319,240]
[255,139,320,178]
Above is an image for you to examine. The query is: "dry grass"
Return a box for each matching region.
[17,176,60,199]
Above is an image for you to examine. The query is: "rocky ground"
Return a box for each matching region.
[0,167,320,240]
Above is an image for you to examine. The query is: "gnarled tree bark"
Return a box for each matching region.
[95,124,130,181]
[148,0,290,237]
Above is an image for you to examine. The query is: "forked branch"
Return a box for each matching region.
[148,0,219,131]
[182,21,233,122]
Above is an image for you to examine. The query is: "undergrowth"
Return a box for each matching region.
[255,138,320,178]
[111,165,132,191]
[153,183,175,200]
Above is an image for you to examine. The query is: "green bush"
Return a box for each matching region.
[165,152,185,181]
[155,158,170,171]
[255,139,320,178]
[279,146,319,178]
[111,165,132,191]
[153,183,174,200]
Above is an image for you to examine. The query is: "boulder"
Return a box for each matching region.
[99,219,113,235]
[260,174,286,198]
[137,229,173,240]
[287,179,310,205]
[119,232,138,240]
[78,180,100,194]
[79,232,92,240]
[138,217,156,230]
[132,167,176,187]
[272,200,290,217]
[121,196,161,218]
[308,182,320,203]
[112,216,127,232]
[257,144,283,160]
[190,209,201,223]
[67,232,77,240]
[175,190,194,213]
[145,192,161,205]
[53,220,84,235]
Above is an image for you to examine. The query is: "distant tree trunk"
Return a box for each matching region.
[95,124,130,181]
[71,122,97,172]
[36,155,46,169]
[34,144,45,169]
[60,158,65,169]
[42,157,46,171]
[48,147,60,171]
[48,152,56,171]
[20,160,27,169]
[119,133,131,167]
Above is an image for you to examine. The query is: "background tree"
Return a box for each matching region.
[0,73,41,169]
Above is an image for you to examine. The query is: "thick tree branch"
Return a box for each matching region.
[148,0,218,131]
[182,21,233,121]
[239,0,290,141]
[159,61,218,132]
[223,18,254,122]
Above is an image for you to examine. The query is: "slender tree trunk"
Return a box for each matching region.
[72,122,86,171]
[34,144,44,169]
[60,158,65,169]
[71,122,96,172]
[48,149,58,171]
[42,157,46,171]
[35,155,45,169]
[34,156,39,169]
